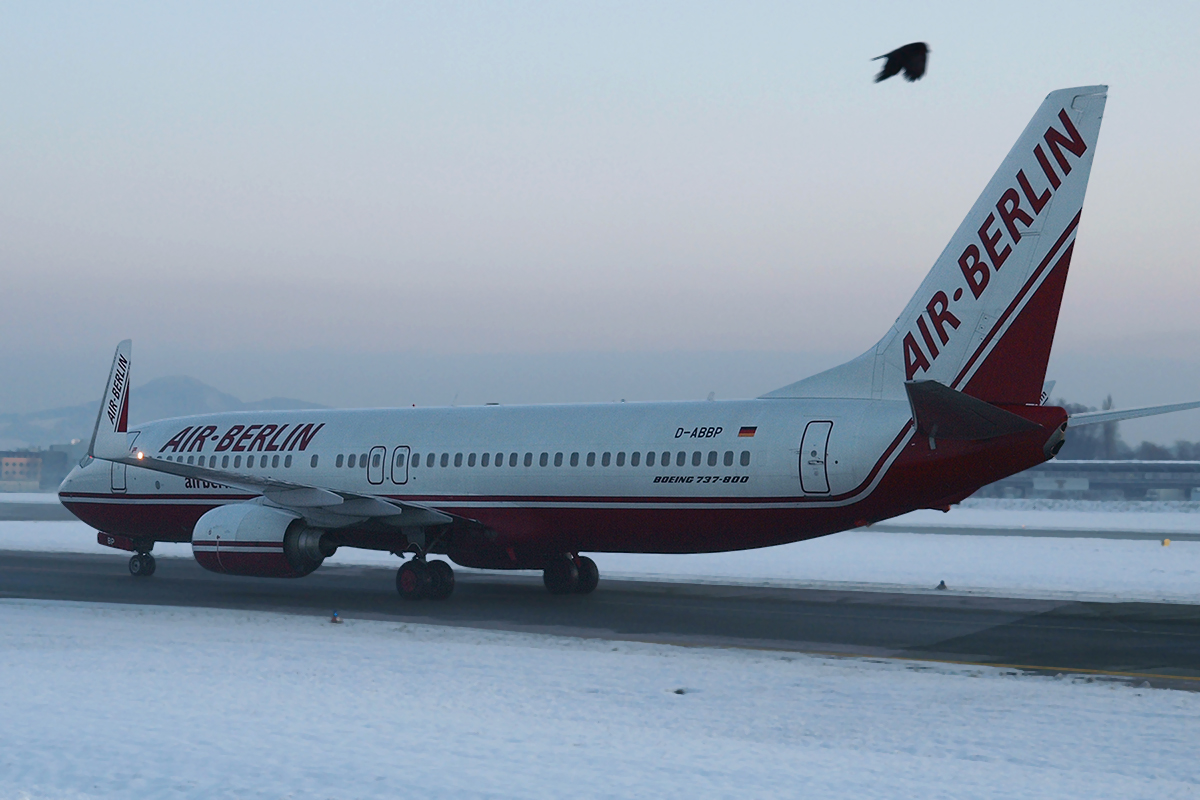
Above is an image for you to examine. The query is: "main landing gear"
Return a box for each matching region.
[396,557,455,601]
[543,554,599,595]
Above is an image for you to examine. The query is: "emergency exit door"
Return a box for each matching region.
[390,446,410,485]
[799,421,833,494]
[366,446,386,485]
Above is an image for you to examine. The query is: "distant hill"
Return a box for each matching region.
[0,376,327,450]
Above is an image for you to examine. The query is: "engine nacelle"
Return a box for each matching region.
[192,503,337,578]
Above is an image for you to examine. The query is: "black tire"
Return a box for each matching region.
[574,556,598,594]
[141,554,157,577]
[396,560,430,600]
[129,554,150,577]
[543,555,579,595]
[427,560,455,600]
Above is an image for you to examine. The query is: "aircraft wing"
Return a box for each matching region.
[1068,400,1200,427]
[111,449,455,529]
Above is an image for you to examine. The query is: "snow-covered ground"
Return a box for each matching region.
[4,505,1199,603]
[0,598,1195,800]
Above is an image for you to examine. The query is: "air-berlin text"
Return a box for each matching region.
[106,354,130,429]
[903,108,1087,381]
[158,422,326,454]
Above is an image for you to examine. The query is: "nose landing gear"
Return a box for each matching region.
[97,533,156,578]
[543,554,599,595]
[128,552,156,577]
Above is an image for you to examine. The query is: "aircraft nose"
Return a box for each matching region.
[57,459,89,500]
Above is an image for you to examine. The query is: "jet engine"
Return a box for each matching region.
[192,503,337,578]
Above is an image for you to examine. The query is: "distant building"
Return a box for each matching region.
[0,442,84,492]
[0,453,41,492]
[977,460,1200,501]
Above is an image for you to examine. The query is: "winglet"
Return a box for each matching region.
[88,340,133,460]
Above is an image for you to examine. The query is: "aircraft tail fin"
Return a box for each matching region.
[88,339,133,461]
[765,85,1107,403]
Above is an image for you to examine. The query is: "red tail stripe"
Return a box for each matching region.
[950,210,1081,391]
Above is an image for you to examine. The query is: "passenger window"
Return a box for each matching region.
[509,453,518,467]
[740,451,751,466]
[570,452,579,467]
[587,452,596,467]
[496,452,504,467]
[285,455,293,468]
[524,452,533,467]
[373,453,382,468]
[454,453,463,467]
[243,456,252,468]
[601,452,611,467]
[663,451,672,467]
[646,451,655,467]
[411,453,420,468]
[707,451,717,467]
[468,453,476,467]
[724,451,734,466]
[441,453,449,467]
[234,456,242,468]
[396,453,406,467]
[616,452,625,467]
[676,451,686,467]
[336,454,344,468]
[631,452,641,466]
[360,453,368,466]
[348,454,356,468]
[427,453,435,468]
[539,452,548,467]
[481,452,490,467]
[273,455,281,468]
[222,456,230,468]
[692,451,702,466]
[310,454,318,468]
[554,452,563,467]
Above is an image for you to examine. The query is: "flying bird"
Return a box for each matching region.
[873,42,929,83]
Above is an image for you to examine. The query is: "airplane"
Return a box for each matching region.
[58,84,1200,600]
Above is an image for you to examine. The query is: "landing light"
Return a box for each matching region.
[136,452,144,460]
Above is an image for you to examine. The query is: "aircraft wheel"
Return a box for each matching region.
[129,554,155,578]
[396,560,431,600]
[427,560,455,600]
[574,556,598,595]
[543,555,579,595]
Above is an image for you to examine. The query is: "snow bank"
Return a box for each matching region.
[0,599,1194,800]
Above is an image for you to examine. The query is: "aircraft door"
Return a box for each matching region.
[110,462,127,493]
[390,446,410,485]
[799,421,833,494]
[367,446,386,485]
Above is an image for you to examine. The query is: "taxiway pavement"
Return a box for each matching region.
[2,549,1197,689]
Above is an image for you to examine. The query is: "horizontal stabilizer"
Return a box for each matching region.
[1069,400,1200,427]
[905,380,1040,441]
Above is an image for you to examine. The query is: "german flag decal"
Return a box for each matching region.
[738,426,757,438]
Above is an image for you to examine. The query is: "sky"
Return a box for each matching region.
[3,1,1200,443]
